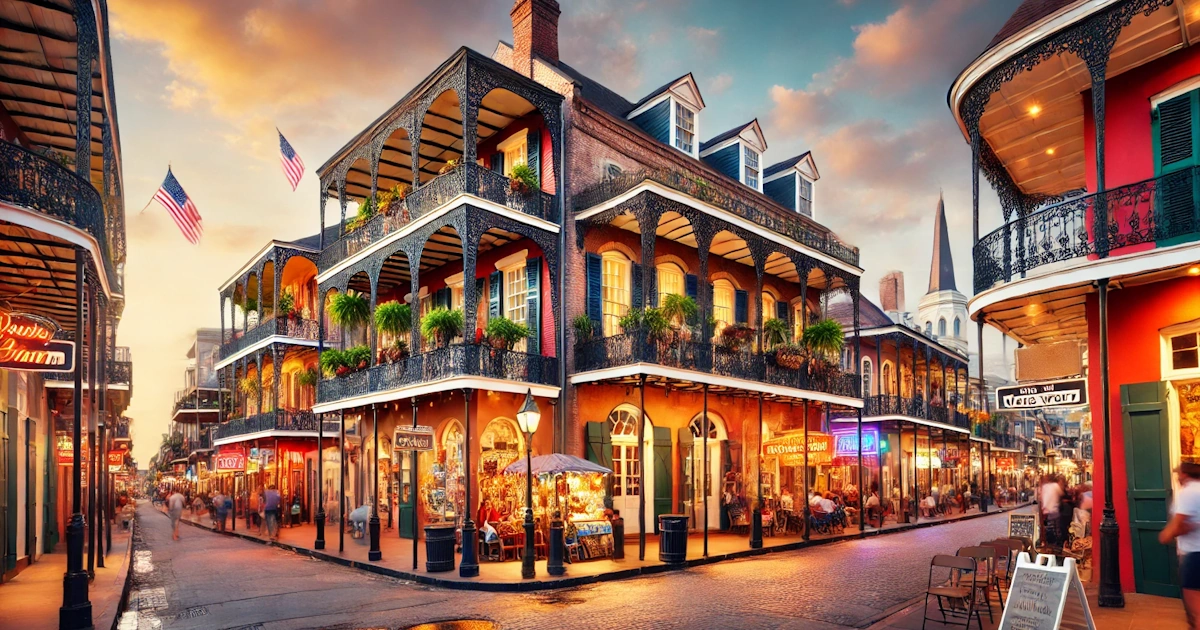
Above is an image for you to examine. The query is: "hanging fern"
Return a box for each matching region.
[802,318,845,361]
[327,290,370,330]
[374,301,412,337]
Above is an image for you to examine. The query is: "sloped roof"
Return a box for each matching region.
[984,0,1077,54]
[699,119,766,153]
[629,73,704,111]
[555,59,636,118]
[827,293,894,329]
[764,152,816,179]
[928,193,956,293]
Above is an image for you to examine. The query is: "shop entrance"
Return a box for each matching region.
[681,414,724,531]
[1121,381,1179,598]
[608,405,653,534]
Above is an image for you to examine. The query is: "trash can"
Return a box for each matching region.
[424,524,457,572]
[611,511,625,560]
[658,514,688,564]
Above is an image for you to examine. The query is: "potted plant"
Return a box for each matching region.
[296,367,320,389]
[346,345,371,371]
[773,343,805,370]
[718,323,755,353]
[238,376,261,408]
[619,307,670,345]
[572,314,594,343]
[377,183,410,216]
[374,300,411,338]
[508,163,538,194]
[485,316,530,352]
[762,317,789,351]
[327,290,370,338]
[277,289,296,320]
[801,318,845,362]
[439,159,460,175]
[420,307,464,348]
[320,348,347,378]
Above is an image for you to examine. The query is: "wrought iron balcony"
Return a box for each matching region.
[317,344,559,405]
[319,162,556,268]
[219,316,319,359]
[184,432,212,454]
[212,409,319,442]
[863,395,970,429]
[974,166,1200,293]
[173,392,222,415]
[572,169,860,267]
[574,330,861,400]
[0,141,120,291]
[44,359,133,387]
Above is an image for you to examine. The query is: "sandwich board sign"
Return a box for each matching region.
[1008,512,1039,543]
[999,553,1095,630]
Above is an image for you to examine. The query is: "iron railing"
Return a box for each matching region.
[317,344,559,404]
[318,163,556,268]
[184,432,211,453]
[212,409,319,441]
[219,317,319,359]
[974,166,1200,292]
[173,390,222,415]
[44,359,133,386]
[572,169,860,267]
[574,330,861,399]
[0,141,120,291]
[863,395,970,429]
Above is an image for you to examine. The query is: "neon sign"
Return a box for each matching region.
[832,427,880,457]
[0,311,74,372]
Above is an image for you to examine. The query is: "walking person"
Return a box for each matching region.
[167,488,186,541]
[263,484,282,541]
[248,486,261,532]
[212,490,229,532]
[1160,462,1200,629]
[1039,473,1063,550]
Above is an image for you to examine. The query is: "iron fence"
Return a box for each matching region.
[219,317,319,359]
[212,409,319,441]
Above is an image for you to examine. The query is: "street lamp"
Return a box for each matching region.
[516,389,541,580]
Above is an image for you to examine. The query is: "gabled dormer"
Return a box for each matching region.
[626,73,705,158]
[699,119,768,192]
[764,152,820,218]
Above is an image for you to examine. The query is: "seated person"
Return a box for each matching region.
[865,491,881,524]
[779,488,794,512]
[921,494,938,517]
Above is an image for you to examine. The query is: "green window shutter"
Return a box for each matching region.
[1153,91,1200,245]
[527,129,541,187]
[1154,93,1196,174]
[652,426,673,533]
[525,257,541,355]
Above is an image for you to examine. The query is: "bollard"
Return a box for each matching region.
[611,510,625,560]
[548,515,566,576]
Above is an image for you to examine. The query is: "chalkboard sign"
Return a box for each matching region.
[1009,512,1038,542]
[999,554,1095,630]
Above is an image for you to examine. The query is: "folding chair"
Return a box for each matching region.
[989,538,1024,588]
[957,546,1000,623]
[923,554,980,630]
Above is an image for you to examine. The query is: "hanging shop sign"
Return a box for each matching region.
[0,310,75,372]
[215,447,246,472]
[997,379,1087,410]
[107,450,124,473]
[832,427,879,458]
[394,425,435,452]
[56,432,74,464]
[996,457,1016,470]
[763,433,832,466]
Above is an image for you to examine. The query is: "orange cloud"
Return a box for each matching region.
[767,84,841,140]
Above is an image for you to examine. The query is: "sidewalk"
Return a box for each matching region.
[161,500,1034,591]
[0,519,134,630]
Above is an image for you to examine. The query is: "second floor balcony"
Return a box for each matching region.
[573,329,860,401]
[862,394,970,430]
[211,409,331,443]
[316,344,558,407]
[220,316,319,360]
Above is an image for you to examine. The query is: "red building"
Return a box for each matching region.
[949,0,1200,603]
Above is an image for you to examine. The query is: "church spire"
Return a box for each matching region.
[928,191,956,293]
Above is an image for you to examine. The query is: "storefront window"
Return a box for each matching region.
[421,420,464,527]
[479,418,524,518]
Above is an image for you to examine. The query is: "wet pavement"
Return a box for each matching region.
[114,500,1039,629]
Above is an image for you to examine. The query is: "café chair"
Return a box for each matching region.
[923,554,981,630]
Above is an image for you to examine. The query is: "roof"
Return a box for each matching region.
[827,293,894,329]
[284,233,322,250]
[927,193,957,293]
[764,152,813,178]
[555,59,635,118]
[983,0,1078,55]
[699,119,765,153]
[629,73,694,111]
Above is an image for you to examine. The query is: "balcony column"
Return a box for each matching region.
[1097,278,1122,607]
[894,336,901,401]
[273,250,281,323]
[61,248,91,630]
[940,358,947,410]
[320,190,328,250]
[754,265,764,354]
[462,236,479,347]
[697,242,712,343]
[257,267,264,327]
[640,222,656,308]
[923,347,932,418]
[459,389,478,577]
[338,180,348,238]
[256,352,264,416]
[315,281,328,550]
[408,262,421,354]
[969,124,980,246]
[409,120,422,190]
[73,36,93,180]
[637,374,647,561]
[368,289,378,367]
[797,268,808,341]
[86,283,97,578]
[272,346,281,414]
[909,337,917,407]
[977,321,987,414]
[96,299,106,568]
[460,96,479,195]
[1073,30,1117,259]
[852,281,861,393]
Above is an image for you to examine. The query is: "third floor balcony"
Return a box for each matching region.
[862,394,971,431]
[220,316,320,360]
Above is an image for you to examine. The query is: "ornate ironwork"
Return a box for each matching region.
[0,141,120,291]
[44,359,132,386]
[575,330,861,399]
[212,409,319,441]
[974,166,1200,292]
[573,169,859,266]
[219,317,319,360]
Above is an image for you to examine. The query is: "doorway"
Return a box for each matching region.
[608,405,653,533]
[682,413,725,531]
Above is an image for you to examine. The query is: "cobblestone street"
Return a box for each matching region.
[119,502,1025,630]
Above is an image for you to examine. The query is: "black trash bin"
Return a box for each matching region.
[658,514,688,564]
[424,524,457,572]
[611,511,625,560]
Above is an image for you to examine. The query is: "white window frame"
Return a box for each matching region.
[712,279,735,336]
[496,129,529,177]
[502,261,529,352]
[601,251,631,337]
[445,272,465,312]
[762,292,776,325]
[792,300,805,341]
[1162,319,1200,381]
[656,262,685,305]
[742,145,761,191]
[671,100,697,157]
[797,176,814,217]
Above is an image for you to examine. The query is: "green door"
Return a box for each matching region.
[44,425,58,553]
[398,452,417,539]
[653,426,672,533]
[1122,381,1180,598]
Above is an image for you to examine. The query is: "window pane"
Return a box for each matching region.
[1175,349,1200,370]
[602,256,630,336]
[657,264,684,305]
[675,103,695,153]
[713,282,734,335]
[1172,333,1199,351]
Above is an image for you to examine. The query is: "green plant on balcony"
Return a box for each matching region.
[660,294,698,329]
[320,348,348,377]
[240,296,258,314]
[345,195,377,232]
[718,323,756,353]
[374,300,412,363]
[619,307,670,344]
[327,290,370,334]
[485,316,530,351]
[421,307,464,348]
[801,318,845,361]
[239,376,261,408]
[345,345,371,370]
[439,158,460,175]
[377,184,410,216]
[295,367,320,388]
[762,317,789,350]
[509,163,538,194]
[572,314,594,343]
[277,289,296,319]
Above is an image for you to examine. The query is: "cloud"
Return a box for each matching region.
[560,2,645,92]
[767,84,842,140]
[163,80,200,110]
[687,26,720,50]
[706,73,733,95]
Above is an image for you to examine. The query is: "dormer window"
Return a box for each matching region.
[764,152,819,218]
[798,177,813,216]
[743,146,760,190]
[674,102,695,154]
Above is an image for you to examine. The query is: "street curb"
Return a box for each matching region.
[110,514,137,630]
[158,502,1032,593]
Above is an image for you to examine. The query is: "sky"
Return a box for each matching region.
[109,0,1023,465]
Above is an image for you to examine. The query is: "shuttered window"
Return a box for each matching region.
[712,279,734,335]
[601,252,631,337]
[1153,91,1200,244]
[656,263,684,305]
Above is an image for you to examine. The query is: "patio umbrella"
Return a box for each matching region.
[503,453,612,476]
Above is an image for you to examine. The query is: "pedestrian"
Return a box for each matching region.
[167,488,186,541]
[1039,474,1064,550]
[263,484,282,541]
[1160,462,1200,629]
[249,486,261,531]
[212,490,229,532]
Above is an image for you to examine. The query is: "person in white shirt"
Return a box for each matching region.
[1039,475,1064,548]
[1160,462,1200,628]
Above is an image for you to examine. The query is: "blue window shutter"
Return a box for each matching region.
[488,270,502,320]
[631,263,643,310]
[490,152,504,173]
[685,274,698,301]
[436,287,451,310]
[527,129,541,187]
[526,257,541,355]
[586,253,602,327]
[735,290,748,324]
[776,302,788,322]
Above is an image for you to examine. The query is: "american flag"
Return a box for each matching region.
[278,129,305,191]
[153,168,202,244]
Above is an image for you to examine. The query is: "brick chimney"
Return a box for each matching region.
[879,271,905,313]
[511,0,561,77]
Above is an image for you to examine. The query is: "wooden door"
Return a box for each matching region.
[25,418,36,561]
[1122,381,1180,598]
[653,426,672,533]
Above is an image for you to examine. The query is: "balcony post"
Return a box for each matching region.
[459,388,478,577]
[338,180,348,238]
[316,281,327,550]
[697,236,711,344]
[923,347,932,419]
[977,321,987,414]
[368,289,377,367]
[73,37,93,180]
[61,248,91,630]
[369,404,382,561]
[1097,278,1123,607]
[797,268,808,341]
[852,280,861,395]
[637,374,647,561]
[86,282,97,578]
[463,234,479,346]
[910,337,917,406]
[272,346,281,414]
[750,392,764,550]
[320,189,328,250]
[409,264,421,354]
[1073,28,1117,259]
[703,384,710,555]
[640,216,657,308]
[802,399,810,542]
[895,336,901,400]
[339,409,346,553]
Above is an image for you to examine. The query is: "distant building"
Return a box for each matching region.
[879,271,905,313]
[916,193,968,354]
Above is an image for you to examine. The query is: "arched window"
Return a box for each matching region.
[792,300,805,341]
[938,318,947,337]
[608,406,645,498]
[762,292,777,325]
[953,317,961,337]
[601,251,631,336]
[656,262,684,305]
[861,357,873,396]
[712,279,735,335]
[925,321,932,335]
[882,362,893,395]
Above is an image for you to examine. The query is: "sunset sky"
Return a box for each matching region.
[110,0,1022,465]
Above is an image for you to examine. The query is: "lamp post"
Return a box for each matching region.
[517,389,541,580]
